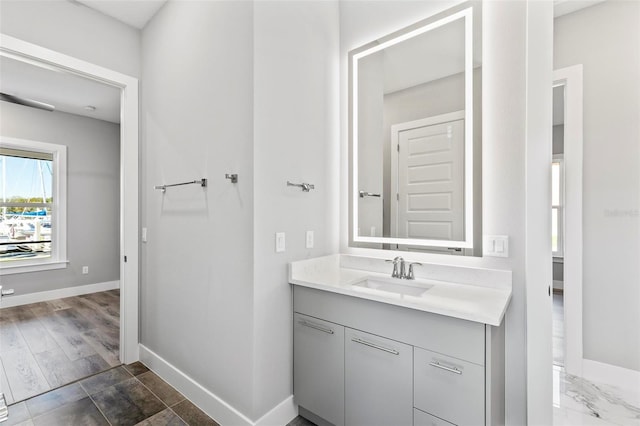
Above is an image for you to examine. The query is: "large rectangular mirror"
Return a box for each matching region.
[349,1,481,255]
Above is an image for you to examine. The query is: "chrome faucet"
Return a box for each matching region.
[386,257,422,280]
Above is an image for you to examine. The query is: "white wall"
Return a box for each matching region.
[0,0,140,78]
[340,2,554,424]
[554,1,640,372]
[141,0,255,417]
[142,0,339,421]
[253,2,339,417]
[1,102,121,294]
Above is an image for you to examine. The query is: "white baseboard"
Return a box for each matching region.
[254,395,297,426]
[583,358,640,393]
[139,344,298,426]
[0,280,120,308]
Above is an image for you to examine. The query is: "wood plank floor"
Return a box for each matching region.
[0,290,119,404]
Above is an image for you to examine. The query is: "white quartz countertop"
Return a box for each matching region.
[289,255,512,326]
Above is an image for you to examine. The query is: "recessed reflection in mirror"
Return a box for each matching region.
[350,2,481,255]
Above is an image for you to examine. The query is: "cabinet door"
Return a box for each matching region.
[294,313,344,426]
[345,328,413,426]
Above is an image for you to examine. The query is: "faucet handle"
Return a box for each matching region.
[407,262,422,280]
[386,257,402,278]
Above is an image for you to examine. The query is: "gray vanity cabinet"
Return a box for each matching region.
[293,285,505,426]
[293,313,345,426]
[345,329,413,426]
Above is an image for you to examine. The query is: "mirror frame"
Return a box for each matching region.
[349,2,478,250]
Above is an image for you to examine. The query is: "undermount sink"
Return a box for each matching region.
[353,278,432,297]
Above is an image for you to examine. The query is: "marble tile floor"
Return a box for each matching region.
[4,361,219,426]
[1,290,120,404]
[553,293,565,367]
[553,365,640,426]
[552,293,640,425]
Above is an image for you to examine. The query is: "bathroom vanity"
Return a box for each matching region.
[290,255,512,426]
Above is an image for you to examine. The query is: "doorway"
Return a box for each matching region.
[0,34,139,401]
[552,65,583,379]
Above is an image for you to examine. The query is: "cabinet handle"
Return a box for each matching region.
[299,320,334,334]
[351,337,399,355]
[429,361,462,375]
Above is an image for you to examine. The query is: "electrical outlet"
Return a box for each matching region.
[306,231,314,249]
[275,232,286,253]
[82,266,89,274]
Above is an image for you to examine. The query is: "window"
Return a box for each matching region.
[0,138,67,274]
[552,155,564,257]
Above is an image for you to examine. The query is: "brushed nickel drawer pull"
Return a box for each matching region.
[429,361,462,375]
[299,320,334,334]
[351,337,399,355]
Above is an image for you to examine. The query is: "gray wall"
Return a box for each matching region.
[553,124,564,155]
[552,124,564,285]
[0,102,121,294]
[357,52,385,239]
[555,0,640,372]
[0,0,140,78]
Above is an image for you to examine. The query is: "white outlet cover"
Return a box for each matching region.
[275,232,286,253]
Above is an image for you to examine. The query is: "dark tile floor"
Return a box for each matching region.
[5,361,220,426]
[286,415,316,426]
[0,290,120,404]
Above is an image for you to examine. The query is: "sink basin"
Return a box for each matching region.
[353,278,432,297]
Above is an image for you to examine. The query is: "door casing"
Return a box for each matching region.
[0,33,140,364]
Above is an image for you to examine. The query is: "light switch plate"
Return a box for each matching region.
[483,235,509,258]
[275,232,286,253]
[305,231,314,249]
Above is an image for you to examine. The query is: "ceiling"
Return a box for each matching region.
[554,0,607,17]
[73,0,167,29]
[0,0,603,126]
[0,55,121,123]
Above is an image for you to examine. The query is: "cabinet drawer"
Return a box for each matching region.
[414,347,484,426]
[294,313,344,426]
[414,408,456,426]
[294,286,486,365]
